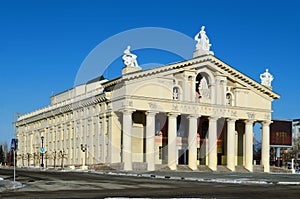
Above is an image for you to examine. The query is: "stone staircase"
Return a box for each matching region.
[156,164,171,171]
[197,165,212,172]
[177,165,192,171]
[235,166,250,173]
[253,165,264,173]
[89,163,116,171]
[217,165,232,172]
[270,166,292,173]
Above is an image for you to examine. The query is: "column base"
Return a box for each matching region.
[81,165,88,170]
[168,163,177,170]
[147,164,155,171]
[208,165,217,171]
[188,164,198,171]
[263,165,270,173]
[245,165,253,172]
[123,163,132,171]
[227,165,235,172]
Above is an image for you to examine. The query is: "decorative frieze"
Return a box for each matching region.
[247,112,256,120]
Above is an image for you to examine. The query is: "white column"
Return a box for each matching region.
[227,118,236,171]
[210,84,216,105]
[262,121,271,172]
[73,121,76,166]
[122,109,134,170]
[188,114,199,170]
[235,131,238,166]
[245,120,254,172]
[183,75,188,101]
[191,76,196,102]
[145,111,157,171]
[215,78,221,105]
[208,117,218,171]
[168,113,178,170]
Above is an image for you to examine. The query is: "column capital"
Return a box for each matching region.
[120,109,135,115]
[168,112,180,118]
[187,114,200,119]
[145,111,158,116]
[245,119,256,125]
[226,118,236,123]
[208,116,218,122]
[262,120,272,126]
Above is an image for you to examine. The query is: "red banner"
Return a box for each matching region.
[270,120,292,146]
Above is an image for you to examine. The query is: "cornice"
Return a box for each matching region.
[16,94,107,126]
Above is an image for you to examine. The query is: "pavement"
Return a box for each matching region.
[1,167,300,198]
[94,169,300,185]
[1,167,300,193]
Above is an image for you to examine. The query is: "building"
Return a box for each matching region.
[15,26,280,172]
[292,119,300,160]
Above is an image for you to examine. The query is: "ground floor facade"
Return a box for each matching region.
[16,96,272,172]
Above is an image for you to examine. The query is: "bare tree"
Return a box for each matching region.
[59,150,67,169]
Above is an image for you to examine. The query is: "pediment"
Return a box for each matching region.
[111,55,279,100]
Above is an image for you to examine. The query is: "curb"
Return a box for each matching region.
[90,170,300,186]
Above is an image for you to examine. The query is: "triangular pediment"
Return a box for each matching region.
[114,55,279,100]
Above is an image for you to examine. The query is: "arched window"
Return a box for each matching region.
[173,87,180,100]
[196,73,211,100]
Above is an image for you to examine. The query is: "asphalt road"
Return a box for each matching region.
[0,168,300,198]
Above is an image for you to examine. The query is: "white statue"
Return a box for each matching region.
[122,45,139,67]
[199,77,210,99]
[194,26,212,51]
[260,69,274,87]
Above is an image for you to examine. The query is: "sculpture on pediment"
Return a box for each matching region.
[194,26,212,51]
[260,69,274,87]
[122,46,139,67]
[198,77,210,99]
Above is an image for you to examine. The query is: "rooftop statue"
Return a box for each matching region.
[122,45,139,67]
[260,69,274,87]
[194,26,212,51]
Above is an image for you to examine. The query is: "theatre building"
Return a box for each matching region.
[15,26,280,172]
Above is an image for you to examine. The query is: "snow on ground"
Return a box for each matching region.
[0,180,24,192]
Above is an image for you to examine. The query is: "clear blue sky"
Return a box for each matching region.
[1,0,299,144]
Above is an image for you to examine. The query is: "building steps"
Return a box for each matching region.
[270,166,292,173]
[177,165,193,171]
[156,164,171,171]
[253,165,264,173]
[217,165,232,172]
[197,165,212,172]
[235,166,249,173]
[89,163,116,171]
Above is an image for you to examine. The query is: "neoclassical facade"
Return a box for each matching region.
[15,27,279,172]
